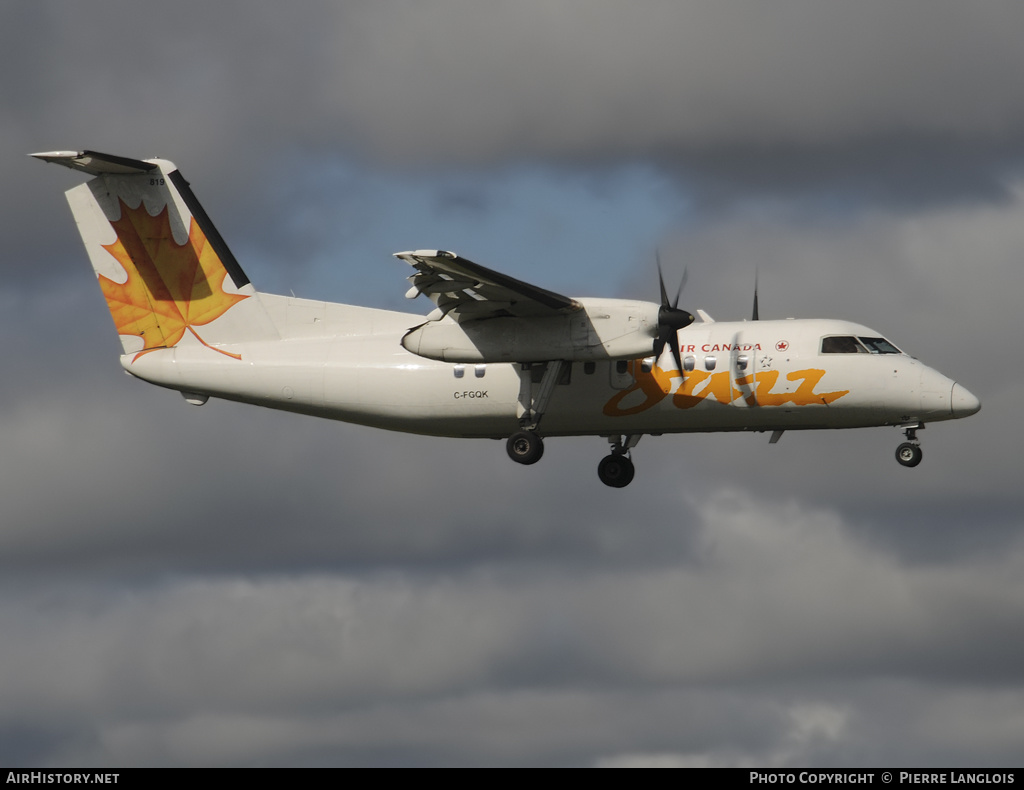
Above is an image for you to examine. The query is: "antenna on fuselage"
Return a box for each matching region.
[752,270,760,321]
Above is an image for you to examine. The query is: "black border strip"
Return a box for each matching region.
[167,169,251,289]
[81,150,158,173]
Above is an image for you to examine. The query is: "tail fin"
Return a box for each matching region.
[33,150,278,360]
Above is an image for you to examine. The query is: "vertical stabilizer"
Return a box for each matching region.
[33,150,278,360]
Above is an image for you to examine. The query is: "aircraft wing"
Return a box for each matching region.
[394,250,581,321]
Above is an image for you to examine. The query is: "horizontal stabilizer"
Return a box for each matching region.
[30,150,157,176]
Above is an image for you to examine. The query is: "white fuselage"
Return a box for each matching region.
[122,292,978,439]
[34,148,980,486]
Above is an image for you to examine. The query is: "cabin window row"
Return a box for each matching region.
[453,365,488,378]
[453,355,749,379]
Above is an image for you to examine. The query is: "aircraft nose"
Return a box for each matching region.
[951,382,981,417]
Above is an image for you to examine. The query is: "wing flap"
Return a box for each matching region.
[394,250,580,321]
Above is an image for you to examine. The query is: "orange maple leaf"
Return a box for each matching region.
[99,198,248,361]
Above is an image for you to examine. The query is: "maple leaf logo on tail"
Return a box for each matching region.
[100,198,249,361]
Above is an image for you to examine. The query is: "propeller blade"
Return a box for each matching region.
[656,249,670,307]
[752,270,760,321]
[654,252,694,371]
[669,333,684,375]
[653,327,685,374]
[673,267,688,309]
[657,252,688,309]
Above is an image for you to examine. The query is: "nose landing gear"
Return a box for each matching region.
[896,442,923,467]
[895,423,924,468]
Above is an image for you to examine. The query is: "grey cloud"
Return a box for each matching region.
[8,3,1024,205]
[2,490,1022,765]
[322,4,1024,152]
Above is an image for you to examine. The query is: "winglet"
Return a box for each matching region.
[30,150,157,176]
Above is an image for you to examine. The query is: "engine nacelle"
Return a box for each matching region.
[401,298,660,363]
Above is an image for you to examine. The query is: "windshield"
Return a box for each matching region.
[821,336,868,354]
[821,335,903,355]
[858,336,901,354]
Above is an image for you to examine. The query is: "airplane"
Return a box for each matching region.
[33,149,981,488]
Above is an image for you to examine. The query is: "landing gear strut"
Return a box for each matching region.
[505,361,566,466]
[598,435,641,488]
[504,362,644,487]
[895,423,924,468]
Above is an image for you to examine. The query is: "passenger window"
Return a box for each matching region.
[821,336,866,354]
[584,361,596,375]
[454,365,465,378]
[609,358,633,390]
[705,356,717,371]
[736,355,749,371]
[683,356,696,372]
[474,364,486,378]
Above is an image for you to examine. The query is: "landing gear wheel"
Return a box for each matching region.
[506,431,544,465]
[598,454,635,488]
[896,442,923,468]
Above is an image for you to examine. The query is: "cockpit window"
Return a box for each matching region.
[821,336,867,354]
[858,336,901,354]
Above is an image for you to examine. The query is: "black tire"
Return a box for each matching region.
[597,454,635,488]
[895,442,923,468]
[506,431,544,465]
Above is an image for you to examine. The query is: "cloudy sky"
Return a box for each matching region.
[3,0,1023,767]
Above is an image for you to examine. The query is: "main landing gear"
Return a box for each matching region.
[506,430,544,465]
[505,430,641,488]
[597,435,640,488]
[506,362,642,487]
[506,361,565,468]
[895,423,924,468]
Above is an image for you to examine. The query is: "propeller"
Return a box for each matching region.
[752,270,760,321]
[654,251,694,373]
